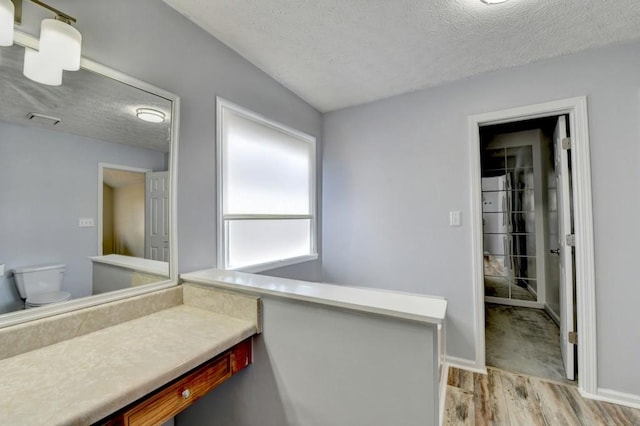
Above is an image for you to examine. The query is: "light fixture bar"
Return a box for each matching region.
[10,0,76,24]
[29,0,75,23]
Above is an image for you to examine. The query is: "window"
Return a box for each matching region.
[216,98,317,272]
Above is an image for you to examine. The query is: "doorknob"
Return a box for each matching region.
[550,249,560,255]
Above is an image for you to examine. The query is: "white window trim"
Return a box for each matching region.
[216,97,318,273]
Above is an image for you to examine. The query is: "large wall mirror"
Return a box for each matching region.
[0,31,179,327]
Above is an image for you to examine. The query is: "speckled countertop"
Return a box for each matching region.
[0,304,257,426]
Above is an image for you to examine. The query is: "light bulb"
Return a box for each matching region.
[0,0,14,47]
[23,47,63,86]
[39,18,82,71]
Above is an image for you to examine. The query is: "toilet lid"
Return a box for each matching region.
[26,291,71,306]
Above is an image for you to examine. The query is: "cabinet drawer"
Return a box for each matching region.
[124,354,231,426]
[102,338,253,426]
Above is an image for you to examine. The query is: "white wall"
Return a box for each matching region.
[322,40,640,396]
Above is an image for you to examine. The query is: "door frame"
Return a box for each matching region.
[97,163,152,256]
[468,96,597,395]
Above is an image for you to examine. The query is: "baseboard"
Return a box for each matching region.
[439,362,449,426]
[582,388,640,410]
[544,304,560,326]
[445,355,487,374]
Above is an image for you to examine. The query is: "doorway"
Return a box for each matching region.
[99,164,150,258]
[480,116,573,382]
[468,98,597,395]
[98,163,171,262]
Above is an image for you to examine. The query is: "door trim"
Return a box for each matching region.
[468,96,597,395]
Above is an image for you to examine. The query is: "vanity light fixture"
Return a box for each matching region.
[23,47,62,85]
[2,0,82,86]
[0,0,14,46]
[136,108,166,124]
[39,17,82,71]
[481,0,510,4]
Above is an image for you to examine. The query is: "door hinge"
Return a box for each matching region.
[566,234,575,247]
[562,137,572,150]
[568,331,578,345]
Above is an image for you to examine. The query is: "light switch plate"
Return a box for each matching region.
[449,211,461,227]
[0,264,4,276]
[79,218,94,227]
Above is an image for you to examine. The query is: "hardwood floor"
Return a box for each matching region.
[444,367,640,425]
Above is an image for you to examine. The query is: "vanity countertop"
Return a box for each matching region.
[90,254,169,276]
[182,269,447,325]
[0,304,256,426]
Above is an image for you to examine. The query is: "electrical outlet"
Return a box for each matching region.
[79,217,94,227]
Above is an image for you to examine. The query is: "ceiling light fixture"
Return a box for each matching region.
[2,0,82,86]
[136,108,166,123]
[481,0,509,4]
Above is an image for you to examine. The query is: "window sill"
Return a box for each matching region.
[230,254,319,274]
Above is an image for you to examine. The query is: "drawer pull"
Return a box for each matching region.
[182,389,191,399]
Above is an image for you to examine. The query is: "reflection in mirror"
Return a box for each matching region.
[101,166,151,258]
[0,36,177,320]
[481,145,537,302]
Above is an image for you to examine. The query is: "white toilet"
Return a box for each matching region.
[13,264,72,309]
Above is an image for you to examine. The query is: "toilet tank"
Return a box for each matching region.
[13,264,66,300]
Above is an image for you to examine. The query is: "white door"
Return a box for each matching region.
[554,116,576,380]
[145,171,170,261]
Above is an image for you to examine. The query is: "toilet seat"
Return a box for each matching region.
[25,291,71,308]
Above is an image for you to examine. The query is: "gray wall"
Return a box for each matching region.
[0,121,164,313]
[322,40,640,395]
[179,297,439,426]
[25,0,323,282]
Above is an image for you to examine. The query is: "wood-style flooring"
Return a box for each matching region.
[444,367,640,425]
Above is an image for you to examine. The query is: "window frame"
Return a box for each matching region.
[216,97,318,273]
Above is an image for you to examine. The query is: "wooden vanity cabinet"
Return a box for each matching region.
[102,338,252,426]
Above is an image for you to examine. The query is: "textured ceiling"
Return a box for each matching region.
[0,44,172,152]
[163,0,640,112]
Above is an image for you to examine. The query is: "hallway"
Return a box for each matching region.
[485,303,569,383]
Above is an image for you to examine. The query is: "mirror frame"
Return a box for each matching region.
[0,30,180,329]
